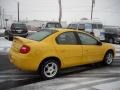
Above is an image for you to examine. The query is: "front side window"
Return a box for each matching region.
[56,32,77,44]
[78,32,98,45]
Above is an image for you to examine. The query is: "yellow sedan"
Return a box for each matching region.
[9,29,115,79]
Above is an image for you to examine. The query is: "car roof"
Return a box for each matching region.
[40,28,89,34]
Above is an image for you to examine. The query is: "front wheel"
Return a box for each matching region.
[39,60,59,80]
[102,51,114,65]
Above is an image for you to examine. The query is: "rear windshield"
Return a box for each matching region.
[27,30,57,41]
[11,23,27,29]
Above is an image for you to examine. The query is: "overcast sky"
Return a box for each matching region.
[0,0,120,26]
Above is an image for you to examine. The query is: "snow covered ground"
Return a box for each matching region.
[0,29,37,55]
[0,37,12,55]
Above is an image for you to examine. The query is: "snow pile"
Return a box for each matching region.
[0,37,12,55]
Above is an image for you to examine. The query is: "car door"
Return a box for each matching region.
[54,32,83,68]
[77,32,105,64]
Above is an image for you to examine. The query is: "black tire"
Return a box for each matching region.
[39,59,59,80]
[5,36,13,41]
[102,51,113,65]
[4,30,13,41]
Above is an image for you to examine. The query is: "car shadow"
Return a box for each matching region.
[0,63,107,90]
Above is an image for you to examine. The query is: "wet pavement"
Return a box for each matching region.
[0,65,120,90]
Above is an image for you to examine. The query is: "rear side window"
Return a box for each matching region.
[27,30,56,41]
[56,32,77,44]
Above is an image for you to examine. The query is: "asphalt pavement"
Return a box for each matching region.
[0,55,15,71]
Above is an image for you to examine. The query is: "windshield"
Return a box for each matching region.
[27,30,57,41]
[78,24,85,30]
[67,24,78,29]
[46,23,61,28]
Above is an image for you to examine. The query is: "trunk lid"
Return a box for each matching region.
[11,37,33,53]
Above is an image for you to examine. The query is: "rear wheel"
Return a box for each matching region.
[102,51,113,65]
[39,59,59,80]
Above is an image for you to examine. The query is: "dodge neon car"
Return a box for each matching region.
[9,29,115,79]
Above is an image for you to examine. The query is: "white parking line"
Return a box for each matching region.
[115,53,120,57]
[0,80,6,83]
[10,77,116,90]
[93,80,120,90]
[0,69,18,73]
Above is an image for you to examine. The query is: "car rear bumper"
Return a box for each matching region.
[9,50,39,71]
[7,32,28,37]
[5,32,28,40]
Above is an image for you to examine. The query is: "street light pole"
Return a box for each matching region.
[17,1,19,22]
[58,0,62,23]
[0,6,3,28]
[5,19,8,28]
[91,0,95,20]
[3,8,5,28]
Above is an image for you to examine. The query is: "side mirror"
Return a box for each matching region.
[97,41,102,46]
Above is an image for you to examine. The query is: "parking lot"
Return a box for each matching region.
[0,36,120,90]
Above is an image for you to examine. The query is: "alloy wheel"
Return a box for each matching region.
[43,61,58,78]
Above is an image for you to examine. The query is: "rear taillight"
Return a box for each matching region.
[90,32,94,36]
[20,45,30,54]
